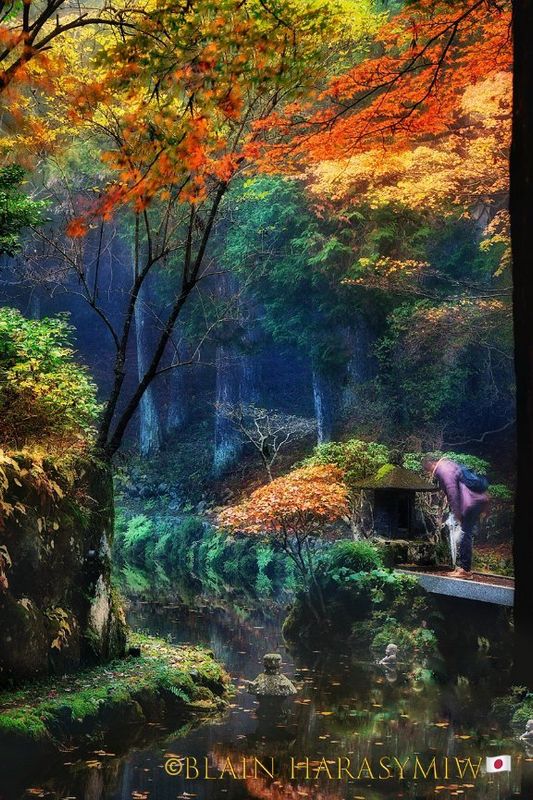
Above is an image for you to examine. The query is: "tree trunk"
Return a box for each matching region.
[312,365,333,445]
[347,318,375,384]
[239,322,261,404]
[166,349,190,436]
[134,281,162,456]
[342,318,376,419]
[260,450,273,482]
[240,349,260,404]
[213,343,242,476]
[28,292,41,320]
[511,0,533,688]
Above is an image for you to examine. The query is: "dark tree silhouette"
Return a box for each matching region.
[510,0,533,688]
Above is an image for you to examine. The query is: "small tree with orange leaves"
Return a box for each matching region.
[218,464,349,617]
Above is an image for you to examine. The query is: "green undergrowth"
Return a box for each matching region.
[283,541,440,661]
[113,509,297,601]
[492,686,533,729]
[0,633,229,749]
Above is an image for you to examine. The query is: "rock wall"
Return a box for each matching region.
[0,454,126,686]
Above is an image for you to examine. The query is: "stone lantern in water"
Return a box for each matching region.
[248,653,297,697]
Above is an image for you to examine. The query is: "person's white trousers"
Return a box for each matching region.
[447,513,463,567]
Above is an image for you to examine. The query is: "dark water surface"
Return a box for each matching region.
[3,600,532,800]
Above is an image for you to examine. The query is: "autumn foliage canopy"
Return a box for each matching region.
[260,0,511,159]
[0,0,514,456]
[218,465,349,536]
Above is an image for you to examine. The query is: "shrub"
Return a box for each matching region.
[372,621,438,661]
[488,483,513,501]
[284,544,438,654]
[511,696,533,727]
[492,687,533,728]
[114,505,297,599]
[0,165,47,256]
[168,516,205,565]
[302,438,390,488]
[318,540,384,576]
[120,514,206,569]
[256,545,274,595]
[403,450,490,476]
[122,515,154,565]
[0,308,100,447]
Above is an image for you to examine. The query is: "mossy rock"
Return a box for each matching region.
[0,595,50,680]
[130,688,167,720]
[376,539,438,568]
[0,457,126,685]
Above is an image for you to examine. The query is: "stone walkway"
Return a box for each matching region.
[398,568,514,607]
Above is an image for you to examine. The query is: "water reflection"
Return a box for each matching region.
[3,601,530,800]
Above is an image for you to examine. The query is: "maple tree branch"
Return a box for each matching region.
[0,6,140,90]
[29,226,121,351]
[444,419,515,446]
[281,0,492,154]
[103,181,228,457]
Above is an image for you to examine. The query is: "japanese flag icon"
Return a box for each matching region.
[486,755,512,773]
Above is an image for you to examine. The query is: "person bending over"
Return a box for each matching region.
[423,457,489,579]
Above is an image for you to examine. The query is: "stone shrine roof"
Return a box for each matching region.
[355,465,434,492]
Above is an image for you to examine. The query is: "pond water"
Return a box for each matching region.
[4,599,532,800]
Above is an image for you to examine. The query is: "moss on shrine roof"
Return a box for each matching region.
[354,464,434,491]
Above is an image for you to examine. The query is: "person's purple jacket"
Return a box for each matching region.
[433,459,489,520]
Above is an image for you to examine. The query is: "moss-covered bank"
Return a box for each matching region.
[0,633,230,756]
